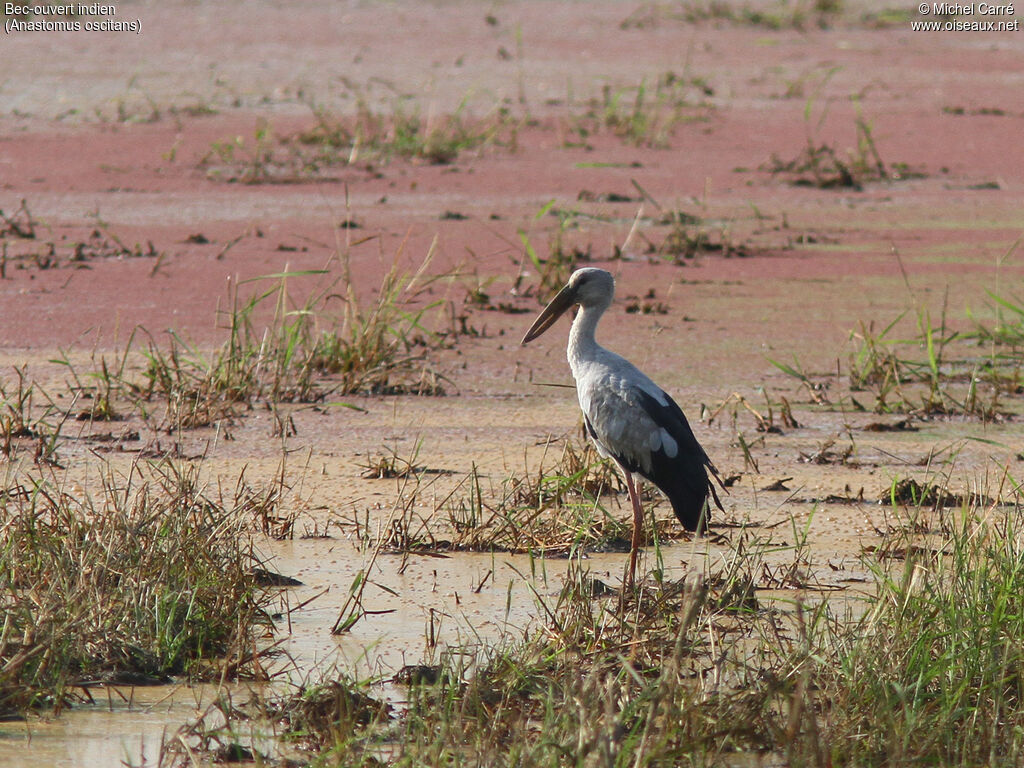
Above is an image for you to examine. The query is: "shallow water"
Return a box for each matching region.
[0,474,998,768]
[0,686,202,768]
[0,546,645,768]
[2,0,1024,763]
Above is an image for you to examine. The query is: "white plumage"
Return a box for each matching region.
[522,267,723,582]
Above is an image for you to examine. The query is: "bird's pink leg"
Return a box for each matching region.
[623,470,644,586]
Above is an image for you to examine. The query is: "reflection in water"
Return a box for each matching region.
[0,507,884,767]
[0,687,204,768]
[0,540,643,768]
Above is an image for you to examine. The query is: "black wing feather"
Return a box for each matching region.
[621,389,723,533]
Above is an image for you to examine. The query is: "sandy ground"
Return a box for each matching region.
[1,0,1024,764]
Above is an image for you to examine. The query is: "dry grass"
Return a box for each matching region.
[0,460,284,717]
[166,473,1024,767]
[769,277,1024,421]
[2,246,458,446]
[201,99,518,183]
[345,437,690,557]
[563,72,714,149]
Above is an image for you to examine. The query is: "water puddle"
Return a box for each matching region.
[0,686,205,768]
[0,542,645,768]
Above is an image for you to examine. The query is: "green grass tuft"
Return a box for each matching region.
[0,460,280,717]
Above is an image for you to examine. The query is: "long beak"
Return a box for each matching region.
[521,283,578,345]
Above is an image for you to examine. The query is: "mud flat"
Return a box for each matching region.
[1,0,1023,765]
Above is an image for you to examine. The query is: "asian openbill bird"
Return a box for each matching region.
[521,268,724,583]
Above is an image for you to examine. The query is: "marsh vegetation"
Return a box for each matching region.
[1,226,1023,766]
[2,8,1023,765]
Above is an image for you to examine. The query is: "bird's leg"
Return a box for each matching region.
[623,470,644,586]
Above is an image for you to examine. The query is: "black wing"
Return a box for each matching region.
[620,389,723,532]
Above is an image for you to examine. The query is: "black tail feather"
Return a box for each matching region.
[649,454,727,534]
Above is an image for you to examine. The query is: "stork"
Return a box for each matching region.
[521,267,724,584]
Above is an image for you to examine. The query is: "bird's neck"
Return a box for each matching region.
[568,303,605,367]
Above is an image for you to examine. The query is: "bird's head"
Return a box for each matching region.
[521,268,615,345]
